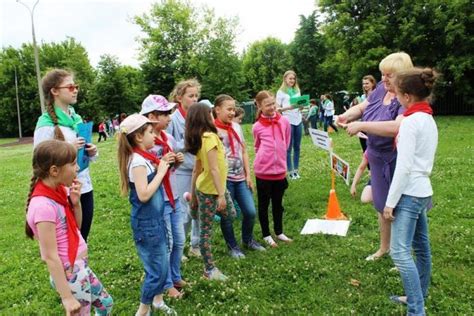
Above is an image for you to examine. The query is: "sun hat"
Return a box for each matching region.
[140,95,176,115]
[199,99,214,108]
[119,113,156,135]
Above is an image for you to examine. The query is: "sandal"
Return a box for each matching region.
[365,250,390,261]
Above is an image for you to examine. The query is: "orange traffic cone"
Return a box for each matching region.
[324,169,347,220]
[325,189,347,220]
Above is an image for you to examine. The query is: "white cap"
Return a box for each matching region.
[140,95,176,115]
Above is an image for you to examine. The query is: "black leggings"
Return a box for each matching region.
[256,177,288,237]
[80,190,94,242]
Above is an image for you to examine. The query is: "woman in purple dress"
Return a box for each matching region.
[337,52,414,261]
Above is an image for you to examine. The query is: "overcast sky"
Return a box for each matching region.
[1,0,316,67]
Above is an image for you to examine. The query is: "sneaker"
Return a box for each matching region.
[181,255,189,263]
[288,172,296,180]
[229,246,246,259]
[263,236,278,248]
[204,267,228,281]
[294,171,301,179]
[277,233,293,243]
[188,247,201,258]
[244,239,266,251]
[152,302,177,316]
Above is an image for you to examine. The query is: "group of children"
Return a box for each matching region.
[25,64,438,315]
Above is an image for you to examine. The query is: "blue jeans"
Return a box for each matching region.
[163,200,185,287]
[226,180,257,244]
[287,123,302,172]
[390,195,432,316]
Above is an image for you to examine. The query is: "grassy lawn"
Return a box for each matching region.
[0,117,473,315]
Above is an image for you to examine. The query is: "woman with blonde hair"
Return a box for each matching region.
[337,52,414,261]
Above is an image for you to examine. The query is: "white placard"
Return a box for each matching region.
[300,219,350,236]
[309,128,330,151]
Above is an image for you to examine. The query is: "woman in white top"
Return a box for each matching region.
[321,94,339,133]
[383,68,439,315]
[276,70,303,180]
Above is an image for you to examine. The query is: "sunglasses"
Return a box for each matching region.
[56,84,80,92]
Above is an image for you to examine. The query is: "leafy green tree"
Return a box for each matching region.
[289,12,327,98]
[242,37,292,97]
[0,38,95,137]
[89,55,146,122]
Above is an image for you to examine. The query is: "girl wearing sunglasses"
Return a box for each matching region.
[34,69,98,243]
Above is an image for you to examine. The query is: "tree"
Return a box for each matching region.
[89,55,146,121]
[289,12,327,98]
[0,38,95,137]
[242,37,292,96]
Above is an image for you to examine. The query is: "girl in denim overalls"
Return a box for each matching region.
[117,114,176,316]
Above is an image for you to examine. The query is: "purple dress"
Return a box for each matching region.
[362,82,404,212]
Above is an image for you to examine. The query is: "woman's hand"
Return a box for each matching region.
[216,194,227,214]
[84,143,97,157]
[62,296,81,315]
[175,152,185,163]
[335,114,348,127]
[69,179,82,206]
[345,121,363,136]
[383,206,395,221]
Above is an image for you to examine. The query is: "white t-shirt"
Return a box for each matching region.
[216,122,246,182]
[276,90,302,126]
[128,153,155,183]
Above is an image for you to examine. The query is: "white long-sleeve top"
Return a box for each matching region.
[385,112,438,208]
[276,90,302,126]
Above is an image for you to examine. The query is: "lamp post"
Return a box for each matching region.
[14,66,23,139]
[17,0,45,113]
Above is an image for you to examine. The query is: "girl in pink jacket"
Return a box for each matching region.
[252,90,292,248]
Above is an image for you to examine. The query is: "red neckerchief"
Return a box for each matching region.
[177,103,187,119]
[394,101,433,149]
[214,118,242,156]
[257,112,281,127]
[133,147,175,209]
[154,131,172,156]
[31,180,79,267]
[403,101,433,117]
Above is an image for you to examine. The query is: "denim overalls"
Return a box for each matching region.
[129,172,169,305]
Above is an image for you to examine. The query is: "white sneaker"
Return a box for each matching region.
[263,236,278,248]
[277,233,293,243]
[294,171,301,179]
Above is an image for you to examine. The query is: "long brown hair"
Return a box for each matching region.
[117,124,151,195]
[41,69,73,141]
[185,103,217,155]
[254,90,274,120]
[25,140,77,239]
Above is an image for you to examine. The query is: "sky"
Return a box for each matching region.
[1,0,317,67]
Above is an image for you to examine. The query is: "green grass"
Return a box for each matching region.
[0,117,473,315]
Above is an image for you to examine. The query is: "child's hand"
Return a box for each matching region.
[383,206,395,221]
[350,185,357,198]
[216,194,227,214]
[162,152,176,164]
[72,137,85,150]
[246,176,254,192]
[157,159,170,175]
[69,179,82,206]
[84,143,97,157]
[62,296,81,315]
[190,194,198,219]
[176,152,185,163]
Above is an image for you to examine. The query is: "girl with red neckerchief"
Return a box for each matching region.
[167,79,203,259]
[117,114,176,316]
[25,140,112,315]
[140,95,187,299]
[383,68,439,315]
[252,91,292,248]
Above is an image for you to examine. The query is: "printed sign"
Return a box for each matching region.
[77,122,93,172]
[330,152,350,185]
[300,219,350,236]
[309,128,330,151]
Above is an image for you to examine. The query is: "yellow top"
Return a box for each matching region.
[196,132,228,195]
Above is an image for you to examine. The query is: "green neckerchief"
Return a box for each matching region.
[35,105,83,132]
[286,87,299,97]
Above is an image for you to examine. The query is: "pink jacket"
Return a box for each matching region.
[252,114,291,180]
